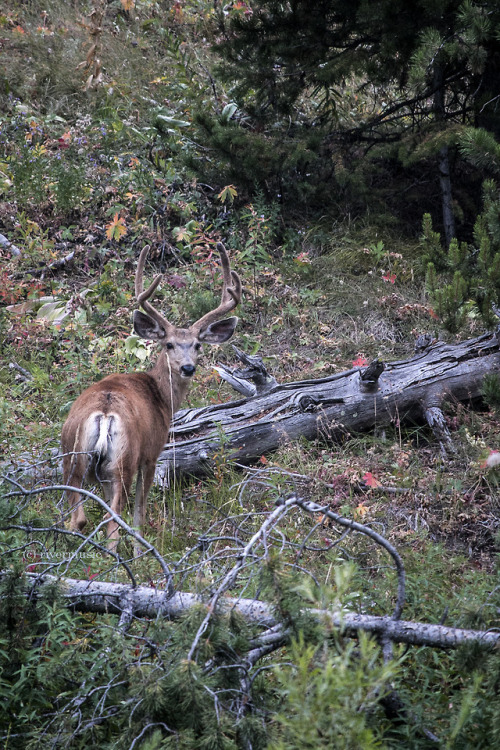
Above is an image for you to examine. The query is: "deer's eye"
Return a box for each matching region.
[194,343,202,351]
[166,342,175,350]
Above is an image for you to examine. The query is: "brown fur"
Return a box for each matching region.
[61,245,241,552]
[62,373,172,545]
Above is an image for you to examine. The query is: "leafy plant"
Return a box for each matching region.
[481,373,500,413]
[51,147,87,214]
[11,139,49,207]
[270,633,395,749]
[368,239,386,265]
[237,193,280,267]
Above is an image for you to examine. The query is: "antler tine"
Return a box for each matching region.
[192,242,242,333]
[217,242,234,300]
[135,246,173,332]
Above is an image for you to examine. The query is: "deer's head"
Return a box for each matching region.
[133,244,242,378]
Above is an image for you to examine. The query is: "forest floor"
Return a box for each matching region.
[1,0,499,630]
[1,1,500,746]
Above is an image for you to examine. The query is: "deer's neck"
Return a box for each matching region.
[149,352,190,415]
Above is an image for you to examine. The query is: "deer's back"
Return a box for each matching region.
[62,372,173,464]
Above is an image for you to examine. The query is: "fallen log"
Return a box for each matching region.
[14,571,500,650]
[156,330,500,482]
[3,331,499,486]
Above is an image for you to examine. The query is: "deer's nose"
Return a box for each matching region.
[180,364,196,377]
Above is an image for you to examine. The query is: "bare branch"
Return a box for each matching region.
[2,478,173,589]
[5,572,499,651]
[293,496,406,620]
[186,496,296,661]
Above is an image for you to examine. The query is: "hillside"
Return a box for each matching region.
[2,1,500,748]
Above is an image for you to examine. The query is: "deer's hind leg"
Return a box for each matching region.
[133,462,156,533]
[104,462,134,551]
[63,452,89,532]
[131,463,156,557]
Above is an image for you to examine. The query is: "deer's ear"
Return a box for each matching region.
[198,316,238,344]
[133,310,166,340]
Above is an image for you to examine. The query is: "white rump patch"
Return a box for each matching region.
[83,412,124,470]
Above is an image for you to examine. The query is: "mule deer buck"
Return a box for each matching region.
[62,243,241,551]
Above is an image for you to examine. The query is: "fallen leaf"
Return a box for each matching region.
[105,213,127,242]
[354,503,369,519]
[352,356,368,367]
[165,274,186,289]
[362,471,382,488]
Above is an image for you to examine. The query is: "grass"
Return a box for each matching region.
[2,212,498,580]
[2,233,498,565]
[1,1,500,745]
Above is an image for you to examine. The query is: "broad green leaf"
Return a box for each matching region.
[221,102,237,123]
[36,301,69,324]
[155,114,190,128]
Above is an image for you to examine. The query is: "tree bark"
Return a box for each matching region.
[3,332,500,485]
[438,145,456,246]
[17,572,500,650]
[433,61,456,246]
[155,331,500,483]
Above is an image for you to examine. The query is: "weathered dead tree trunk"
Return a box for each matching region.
[156,331,500,482]
[3,332,499,485]
[15,572,500,650]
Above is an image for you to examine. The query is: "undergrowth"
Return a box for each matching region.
[1,1,500,748]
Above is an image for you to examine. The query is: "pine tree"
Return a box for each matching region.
[424,180,500,332]
[201,0,500,225]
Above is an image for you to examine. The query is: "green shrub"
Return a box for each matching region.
[423,180,500,332]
